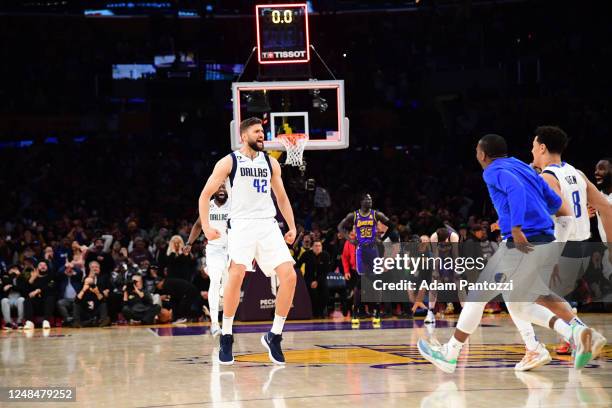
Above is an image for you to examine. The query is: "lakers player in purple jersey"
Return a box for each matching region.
[338,193,394,326]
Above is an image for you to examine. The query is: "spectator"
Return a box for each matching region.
[1,265,28,330]
[110,242,128,266]
[85,261,111,300]
[69,241,87,271]
[74,276,111,328]
[296,240,330,318]
[341,229,358,280]
[24,260,57,329]
[155,277,201,323]
[53,238,72,270]
[56,261,84,327]
[294,233,313,275]
[150,236,169,271]
[130,237,151,265]
[583,250,612,301]
[85,238,114,275]
[166,235,195,281]
[121,274,160,325]
[475,226,498,262]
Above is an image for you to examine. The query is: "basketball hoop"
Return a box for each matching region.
[277,133,308,168]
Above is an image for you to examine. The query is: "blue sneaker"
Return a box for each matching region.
[219,334,234,365]
[261,332,285,365]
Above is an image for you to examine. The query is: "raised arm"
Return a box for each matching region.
[269,157,297,244]
[199,156,232,240]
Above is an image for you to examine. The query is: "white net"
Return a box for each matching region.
[277,134,308,167]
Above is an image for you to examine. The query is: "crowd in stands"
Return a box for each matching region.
[1,154,610,329]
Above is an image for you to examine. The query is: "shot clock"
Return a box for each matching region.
[256,3,310,64]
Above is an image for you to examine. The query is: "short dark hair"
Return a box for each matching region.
[600,157,612,165]
[436,228,449,242]
[479,134,507,158]
[535,126,568,154]
[240,117,262,134]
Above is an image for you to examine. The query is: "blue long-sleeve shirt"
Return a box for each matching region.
[483,157,561,239]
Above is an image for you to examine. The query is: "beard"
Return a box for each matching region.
[597,172,612,191]
[215,193,228,204]
[248,140,264,152]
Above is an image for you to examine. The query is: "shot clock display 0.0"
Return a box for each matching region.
[256,3,310,64]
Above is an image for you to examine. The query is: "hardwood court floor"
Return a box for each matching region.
[1,314,611,407]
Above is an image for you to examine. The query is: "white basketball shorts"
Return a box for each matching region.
[227,218,295,277]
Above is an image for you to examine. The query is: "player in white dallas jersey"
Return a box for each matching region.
[198,117,297,366]
[187,184,230,338]
[594,158,612,242]
[508,126,611,371]
[594,158,612,284]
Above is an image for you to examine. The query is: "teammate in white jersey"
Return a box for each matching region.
[594,158,612,242]
[509,126,611,370]
[198,117,297,365]
[187,184,230,338]
[594,158,612,286]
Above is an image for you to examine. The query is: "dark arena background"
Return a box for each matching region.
[1,1,611,407]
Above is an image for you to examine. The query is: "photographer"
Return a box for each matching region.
[155,276,201,323]
[121,275,160,325]
[107,260,138,321]
[24,260,57,329]
[1,265,28,330]
[73,277,111,327]
[56,261,84,327]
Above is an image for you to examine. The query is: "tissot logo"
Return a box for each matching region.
[263,50,306,59]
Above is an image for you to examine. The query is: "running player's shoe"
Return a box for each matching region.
[555,340,572,355]
[210,323,222,338]
[424,310,436,325]
[571,324,593,369]
[591,329,607,359]
[515,343,552,371]
[261,332,285,365]
[417,338,457,373]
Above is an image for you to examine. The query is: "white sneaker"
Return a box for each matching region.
[210,324,222,338]
[591,329,607,359]
[172,318,188,324]
[515,343,552,371]
[42,320,51,329]
[424,310,436,325]
[417,338,457,373]
[571,324,594,369]
[24,321,35,330]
